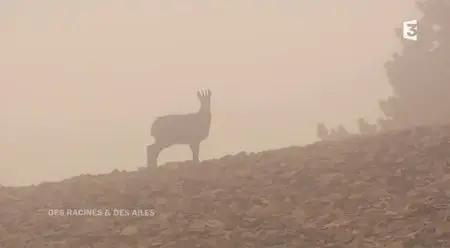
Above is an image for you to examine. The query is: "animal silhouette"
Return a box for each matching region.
[147,89,212,167]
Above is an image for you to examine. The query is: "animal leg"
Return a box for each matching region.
[146,144,157,168]
[189,142,200,162]
[147,142,170,167]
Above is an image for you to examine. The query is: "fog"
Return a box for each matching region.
[1,0,420,186]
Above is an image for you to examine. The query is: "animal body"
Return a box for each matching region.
[147,89,212,167]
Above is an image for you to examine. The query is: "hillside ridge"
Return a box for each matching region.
[1,124,450,247]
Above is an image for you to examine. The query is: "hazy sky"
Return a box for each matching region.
[1,0,421,185]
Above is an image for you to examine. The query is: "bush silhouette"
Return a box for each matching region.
[317,123,329,141]
[316,123,351,141]
[357,118,377,135]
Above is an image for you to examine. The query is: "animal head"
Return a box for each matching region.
[197,89,211,109]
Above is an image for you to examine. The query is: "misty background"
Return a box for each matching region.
[1,0,420,186]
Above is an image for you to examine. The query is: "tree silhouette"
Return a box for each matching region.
[316,0,448,140]
[377,0,450,130]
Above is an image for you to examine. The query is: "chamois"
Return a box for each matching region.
[147,89,212,167]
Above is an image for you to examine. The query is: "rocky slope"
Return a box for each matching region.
[1,125,450,247]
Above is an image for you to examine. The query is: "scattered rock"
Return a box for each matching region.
[1,124,450,247]
[120,225,138,236]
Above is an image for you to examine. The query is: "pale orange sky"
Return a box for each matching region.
[1,0,421,185]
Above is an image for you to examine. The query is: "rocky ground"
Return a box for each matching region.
[1,125,450,247]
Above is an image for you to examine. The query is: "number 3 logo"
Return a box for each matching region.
[403,20,418,41]
[406,24,418,37]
